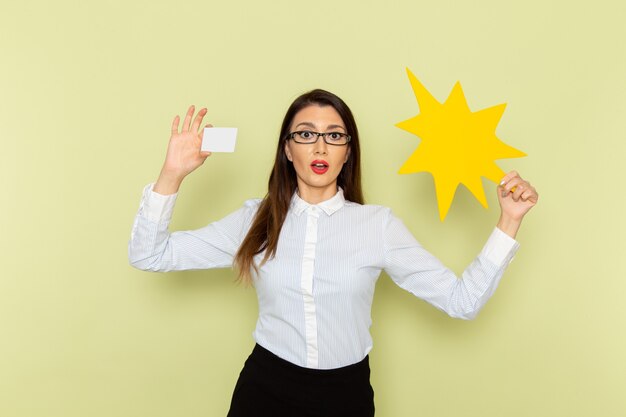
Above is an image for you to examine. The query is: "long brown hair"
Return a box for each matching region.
[234,89,364,282]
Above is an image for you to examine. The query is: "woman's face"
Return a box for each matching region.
[284,105,350,204]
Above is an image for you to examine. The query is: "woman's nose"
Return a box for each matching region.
[313,136,328,154]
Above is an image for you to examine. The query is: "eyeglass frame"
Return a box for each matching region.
[286,130,352,146]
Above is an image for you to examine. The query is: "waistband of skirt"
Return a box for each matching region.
[249,343,370,379]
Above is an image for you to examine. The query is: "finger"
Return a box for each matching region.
[517,183,535,201]
[499,170,520,187]
[520,189,534,201]
[499,184,517,198]
[199,124,213,140]
[522,188,539,203]
[182,105,195,132]
[503,177,525,194]
[191,108,208,134]
[512,183,526,201]
[171,115,180,135]
[500,175,521,191]
[500,179,521,198]
[499,171,522,196]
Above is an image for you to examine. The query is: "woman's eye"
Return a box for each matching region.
[328,133,341,140]
[300,131,313,139]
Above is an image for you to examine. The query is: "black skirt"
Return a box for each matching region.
[227,344,375,417]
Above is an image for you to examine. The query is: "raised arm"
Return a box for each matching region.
[384,171,538,320]
[128,106,257,272]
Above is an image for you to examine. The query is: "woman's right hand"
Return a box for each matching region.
[154,105,212,195]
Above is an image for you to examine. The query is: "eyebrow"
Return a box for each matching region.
[294,122,346,132]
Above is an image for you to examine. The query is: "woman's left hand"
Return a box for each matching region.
[497,171,539,221]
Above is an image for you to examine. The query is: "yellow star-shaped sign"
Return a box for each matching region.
[396,68,526,221]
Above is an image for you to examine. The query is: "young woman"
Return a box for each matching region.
[129,89,538,417]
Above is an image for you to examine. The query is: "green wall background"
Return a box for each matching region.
[2,0,624,416]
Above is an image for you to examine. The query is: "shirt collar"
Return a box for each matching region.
[290,188,346,216]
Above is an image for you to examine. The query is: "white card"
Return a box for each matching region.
[201,127,238,152]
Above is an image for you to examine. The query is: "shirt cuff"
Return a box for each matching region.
[138,183,178,223]
[479,227,520,267]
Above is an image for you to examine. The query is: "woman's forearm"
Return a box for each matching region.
[153,168,184,195]
[496,214,522,239]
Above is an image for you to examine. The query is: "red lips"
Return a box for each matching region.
[310,160,329,175]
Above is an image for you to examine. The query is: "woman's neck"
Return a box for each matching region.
[296,183,338,205]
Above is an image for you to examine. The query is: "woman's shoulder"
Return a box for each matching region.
[242,198,263,209]
[237,198,263,221]
[344,200,393,217]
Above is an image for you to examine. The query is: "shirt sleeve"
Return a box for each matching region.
[128,183,260,272]
[382,209,519,320]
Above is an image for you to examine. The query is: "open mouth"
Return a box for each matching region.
[310,160,329,174]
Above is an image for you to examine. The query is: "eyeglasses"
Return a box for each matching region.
[287,130,351,146]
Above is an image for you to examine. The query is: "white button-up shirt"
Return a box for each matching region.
[129,185,519,369]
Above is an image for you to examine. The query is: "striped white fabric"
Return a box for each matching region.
[129,184,520,369]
